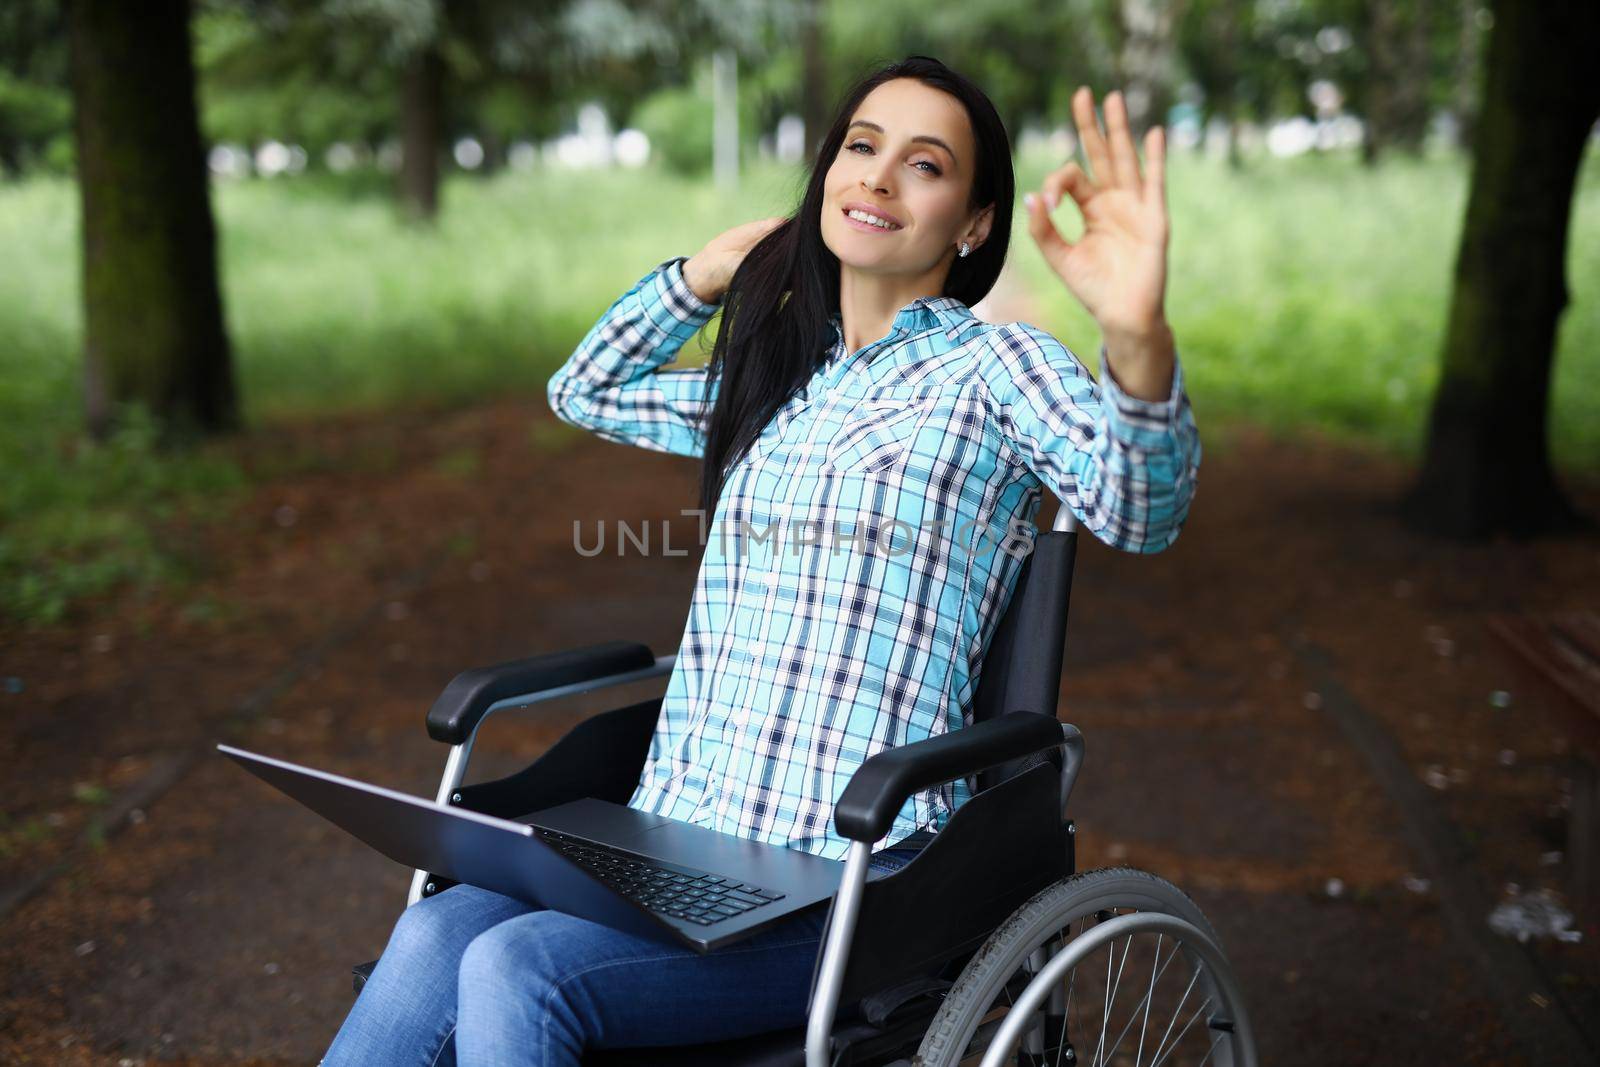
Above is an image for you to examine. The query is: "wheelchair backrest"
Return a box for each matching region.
[968,514,1078,795]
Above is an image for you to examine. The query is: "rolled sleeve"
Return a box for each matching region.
[1097,341,1189,451]
[978,324,1201,554]
[645,255,723,346]
[546,255,723,458]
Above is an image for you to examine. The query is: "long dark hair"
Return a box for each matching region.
[694,55,1015,517]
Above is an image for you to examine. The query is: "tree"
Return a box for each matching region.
[799,0,828,158]
[1449,0,1486,152]
[1360,0,1434,163]
[399,40,442,219]
[1178,0,1250,168]
[1108,0,1189,137]
[67,0,237,440]
[1401,0,1600,538]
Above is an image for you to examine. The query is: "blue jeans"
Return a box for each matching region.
[322,841,927,1066]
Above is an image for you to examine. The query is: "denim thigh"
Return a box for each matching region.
[454,901,830,1064]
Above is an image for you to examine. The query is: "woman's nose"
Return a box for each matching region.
[859,159,893,195]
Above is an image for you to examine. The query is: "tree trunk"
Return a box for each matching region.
[399,44,442,221]
[1114,0,1187,137]
[1364,0,1435,162]
[478,129,502,175]
[1452,0,1485,153]
[67,0,236,441]
[1362,0,1400,165]
[0,135,22,178]
[1213,0,1243,170]
[1393,0,1433,153]
[1401,0,1600,539]
[799,0,828,161]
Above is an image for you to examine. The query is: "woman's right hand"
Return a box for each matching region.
[683,216,787,303]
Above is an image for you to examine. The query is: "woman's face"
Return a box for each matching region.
[821,78,989,276]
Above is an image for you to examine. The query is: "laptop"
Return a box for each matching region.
[218,744,885,954]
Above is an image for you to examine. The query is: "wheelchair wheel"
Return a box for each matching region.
[912,866,1256,1067]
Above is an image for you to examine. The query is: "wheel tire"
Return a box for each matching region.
[913,866,1241,1067]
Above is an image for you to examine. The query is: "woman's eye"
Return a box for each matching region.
[847,142,940,175]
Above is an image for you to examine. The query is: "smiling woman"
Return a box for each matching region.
[677,57,1019,521]
[328,53,1200,1067]
[823,79,995,357]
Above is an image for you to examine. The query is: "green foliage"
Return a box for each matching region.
[195,2,400,153]
[0,72,72,172]
[631,85,715,176]
[824,0,1109,134]
[0,812,58,859]
[0,404,247,625]
[0,0,69,177]
[71,781,112,805]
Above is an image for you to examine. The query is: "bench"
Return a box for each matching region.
[1487,609,1600,916]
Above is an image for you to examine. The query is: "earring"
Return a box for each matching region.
[959,241,971,257]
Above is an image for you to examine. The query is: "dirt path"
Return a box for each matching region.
[2,338,1598,1063]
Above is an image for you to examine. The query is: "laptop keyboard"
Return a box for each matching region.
[534,828,786,926]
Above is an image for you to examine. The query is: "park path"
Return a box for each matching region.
[2,276,1598,1064]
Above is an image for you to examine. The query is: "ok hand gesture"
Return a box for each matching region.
[1023,88,1174,398]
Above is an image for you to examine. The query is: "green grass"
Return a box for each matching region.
[1,145,1597,624]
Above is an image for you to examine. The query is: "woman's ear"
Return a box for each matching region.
[967,203,995,251]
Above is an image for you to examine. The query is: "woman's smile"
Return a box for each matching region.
[841,206,905,234]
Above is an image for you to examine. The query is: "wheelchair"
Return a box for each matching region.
[351,503,1258,1067]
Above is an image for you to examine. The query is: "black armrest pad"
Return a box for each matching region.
[833,712,1064,842]
[425,640,656,744]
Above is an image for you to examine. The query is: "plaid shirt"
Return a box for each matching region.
[548,255,1200,860]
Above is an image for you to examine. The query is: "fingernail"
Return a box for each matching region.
[1023,193,1036,211]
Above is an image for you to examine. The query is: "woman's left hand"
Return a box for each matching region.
[1023,87,1170,353]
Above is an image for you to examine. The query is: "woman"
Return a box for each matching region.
[324,54,1197,1066]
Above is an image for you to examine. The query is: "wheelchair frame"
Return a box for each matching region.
[375,504,1246,1066]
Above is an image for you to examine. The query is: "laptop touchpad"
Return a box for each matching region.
[526,797,673,843]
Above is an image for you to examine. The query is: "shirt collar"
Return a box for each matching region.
[826,294,976,348]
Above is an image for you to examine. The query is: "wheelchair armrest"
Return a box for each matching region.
[833,711,1066,843]
[425,640,657,744]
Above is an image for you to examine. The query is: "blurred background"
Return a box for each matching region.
[1,1,1598,1064]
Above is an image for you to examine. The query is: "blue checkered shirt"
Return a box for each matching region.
[548,255,1200,860]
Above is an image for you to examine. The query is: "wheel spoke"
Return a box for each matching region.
[1090,929,1117,1066]
[1054,974,1073,1067]
[1103,933,1182,1067]
[1148,995,1214,1067]
[1145,959,1202,1067]
[1061,920,1082,1060]
[1135,933,1164,1067]
[1088,934,1139,1067]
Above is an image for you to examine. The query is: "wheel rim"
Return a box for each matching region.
[945,906,1245,1067]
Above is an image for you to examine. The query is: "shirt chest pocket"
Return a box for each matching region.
[825,387,939,476]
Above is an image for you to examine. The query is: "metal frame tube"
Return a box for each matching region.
[805,841,872,1067]
[406,738,478,904]
[405,654,676,906]
[1058,722,1085,820]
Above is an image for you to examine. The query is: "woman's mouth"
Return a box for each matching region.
[841,207,903,234]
